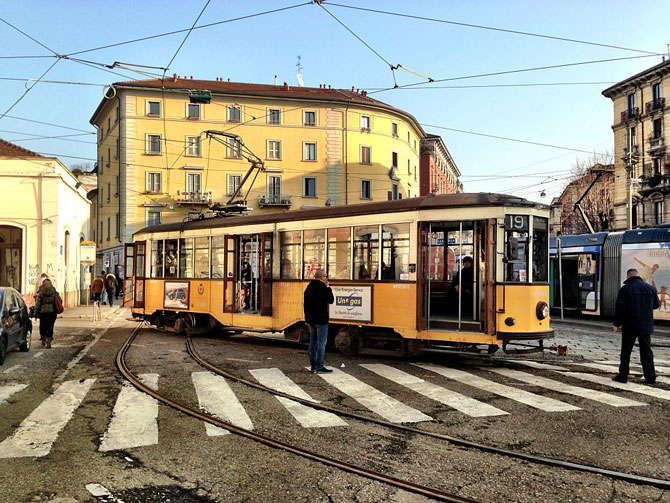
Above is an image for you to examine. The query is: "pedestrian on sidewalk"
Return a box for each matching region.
[105,273,118,308]
[612,268,660,384]
[304,269,334,373]
[35,278,62,349]
[92,273,105,304]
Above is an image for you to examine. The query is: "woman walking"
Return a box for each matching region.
[35,278,62,349]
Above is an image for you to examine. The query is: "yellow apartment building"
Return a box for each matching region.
[89,77,426,274]
[602,59,669,229]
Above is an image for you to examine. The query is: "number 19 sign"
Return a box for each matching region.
[330,286,372,322]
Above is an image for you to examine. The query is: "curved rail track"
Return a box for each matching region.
[118,323,670,502]
[117,323,476,503]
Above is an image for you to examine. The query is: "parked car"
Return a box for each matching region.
[0,287,32,365]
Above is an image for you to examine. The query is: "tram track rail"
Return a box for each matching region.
[117,322,476,503]
[185,332,670,491]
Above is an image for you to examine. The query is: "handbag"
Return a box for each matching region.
[54,294,64,314]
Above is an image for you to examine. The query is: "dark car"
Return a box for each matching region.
[0,287,32,365]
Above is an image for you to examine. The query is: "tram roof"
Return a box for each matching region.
[550,232,609,248]
[135,192,547,236]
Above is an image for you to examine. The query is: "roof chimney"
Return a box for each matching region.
[190,76,193,80]
[351,86,355,91]
[328,85,331,89]
[283,82,289,90]
[227,78,231,82]
[173,73,177,82]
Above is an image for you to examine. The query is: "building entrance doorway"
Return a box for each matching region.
[0,226,22,291]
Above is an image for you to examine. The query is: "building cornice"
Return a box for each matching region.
[602,59,670,98]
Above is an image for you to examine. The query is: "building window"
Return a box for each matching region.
[267,140,281,160]
[392,122,398,138]
[147,210,162,226]
[147,134,162,154]
[303,176,317,197]
[186,172,202,194]
[107,148,111,166]
[627,92,636,111]
[115,213,120,238]
[360,115,370,130]
[360,145,371,165]
[268,108,281,125]
[107,217,111,240]
[627,126,637,149]
[107,182,111,201]
[391,184,399,200]
[304,111,316,126]
[407,159,411,174]
[303,142,317,161]
[361,179,372,200]
[227,174,242,196]
[99,156,103,174]
[147,100,161,117]
[392,152,398,169]
[227,137,242,158]
[187,103,200,120]
[107,117,111,132]
[115,138,120,159]
[115,175,119,195]
[185,135,201,157]
[99,187,103,206]
[228,105,241,122]
[268,175,282,200]
[99,222,103,243]
[655,200,664,225]
[653,118,663,139]
[147,172,162,193]
[652,82,662,101]
[115,107,119,123]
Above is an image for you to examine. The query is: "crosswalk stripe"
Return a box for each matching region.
[192,371,254,436]
[0,378,95,458]
[487,368,646,407]
[572,363,670,385]
[99,374,159,452]
[597,360,670,372]
[415,364,580,412]
[580,362,669,377]
[312,368,433,423]
[516,362,670,399]
[250,368,346,428]
[0,384,27,405]
[515,361,568,371]
[360,364,508,417]
[2,365,23,374]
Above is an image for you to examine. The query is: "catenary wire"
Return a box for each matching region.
[325,3,663,56]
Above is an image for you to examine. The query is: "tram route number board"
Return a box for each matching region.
[330,285,372,323]
[505,214,529,231]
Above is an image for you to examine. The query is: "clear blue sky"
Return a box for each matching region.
[1,0,669,202]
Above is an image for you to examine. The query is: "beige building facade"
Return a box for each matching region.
[89,77,426,275]
[603,59,670,229]
[0,139,91,306]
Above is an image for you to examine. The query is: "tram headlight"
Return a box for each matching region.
[536,301,549,320]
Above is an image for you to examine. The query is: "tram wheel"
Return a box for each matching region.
[174,314,195,335]
[335,326,360,356]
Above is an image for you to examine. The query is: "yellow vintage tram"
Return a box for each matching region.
[126,193,552,355]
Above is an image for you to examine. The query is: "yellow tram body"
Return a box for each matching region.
[128,194,552,354]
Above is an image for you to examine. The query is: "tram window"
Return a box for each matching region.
[354,225,379,280]
[150,240,164,278]
[303,229,325,279]
[327,227,351,279]
[211,236,224,279]
[382,223,410,280]
[504,230,528,282]
[179,238,194,278]
[194,237,210,278]
[532,217,549,282]
[164,239,178,278]
[280,231,301,279]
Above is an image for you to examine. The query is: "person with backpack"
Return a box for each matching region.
[105,273,118,307]
[34,278,62,349]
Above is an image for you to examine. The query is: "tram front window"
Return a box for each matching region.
[504,215,529,282]
[532,217,549,282]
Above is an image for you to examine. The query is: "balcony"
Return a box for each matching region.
[623,145,640,158]
[645,98,666,114]
[176,191,212,205]
[648,136,665,154]
[259,194,292,208]
[620,107,639,123]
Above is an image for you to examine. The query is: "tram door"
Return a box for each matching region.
[133,241,146,309]
[238,235,261,313]
[422,221,488,332]
[123,243,134,307]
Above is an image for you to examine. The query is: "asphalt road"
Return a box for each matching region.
[0,312,669,503]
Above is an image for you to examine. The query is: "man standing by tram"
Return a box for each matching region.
[612,268,660,384]
[304,269,334,373]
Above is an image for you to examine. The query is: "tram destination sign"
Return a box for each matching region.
[330,286,372,323]
[505,214,529,231]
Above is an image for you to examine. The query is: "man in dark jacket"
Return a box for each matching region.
[451,256,474,317]
[304,269,334,373]
[612,268,660,384]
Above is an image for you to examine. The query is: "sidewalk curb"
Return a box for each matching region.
[58,306,122,321]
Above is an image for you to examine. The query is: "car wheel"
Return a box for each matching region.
[0,336,7,366]
[19,330,31,352]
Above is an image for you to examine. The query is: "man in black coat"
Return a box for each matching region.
[304,269,334,373]
[612,268,660,384]
[451,256,474,318]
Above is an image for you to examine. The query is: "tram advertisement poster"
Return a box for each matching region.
[621,243,670,320]
[330,286,372,322]
[164,281,190,310]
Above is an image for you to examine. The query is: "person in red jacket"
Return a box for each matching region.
[304,269,334,373]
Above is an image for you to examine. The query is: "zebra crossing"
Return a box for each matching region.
[0,359,669,459]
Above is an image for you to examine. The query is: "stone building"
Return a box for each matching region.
[419,134,462,196]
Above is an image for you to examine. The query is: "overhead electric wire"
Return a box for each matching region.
[2,114,95,134]
[0,77,107,87]
[0,58,61,121]
[365,81,616,90]
[0,16,59,56]
[325,3,663,56]
[369,54,660,95]
[64,2,312,57]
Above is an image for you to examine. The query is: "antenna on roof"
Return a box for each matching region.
[296,55,304,87]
